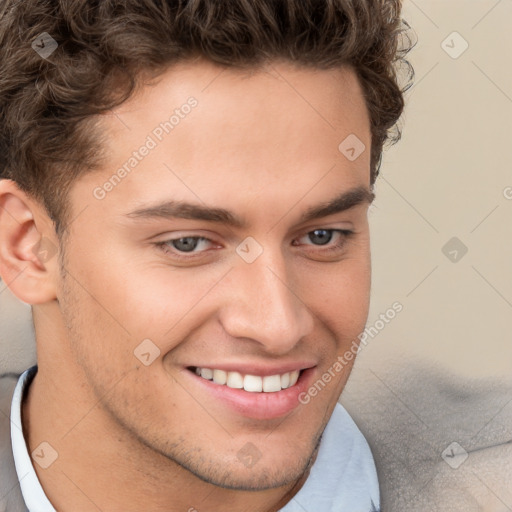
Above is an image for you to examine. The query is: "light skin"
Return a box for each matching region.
[0,58,373,511]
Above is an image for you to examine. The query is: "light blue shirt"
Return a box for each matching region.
[11,366,55,512]
[11,366,380,511]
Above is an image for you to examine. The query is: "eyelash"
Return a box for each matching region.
[153,229,354,261]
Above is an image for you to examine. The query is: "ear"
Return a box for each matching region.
[0,179,59,304]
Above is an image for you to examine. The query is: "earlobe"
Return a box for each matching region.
[0,179,58,304]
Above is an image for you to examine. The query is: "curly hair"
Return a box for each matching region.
[0,0,414,238]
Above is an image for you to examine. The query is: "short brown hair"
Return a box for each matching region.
[0,0,414,238]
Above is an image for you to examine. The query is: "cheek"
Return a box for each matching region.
[110,266,228,338]
[66,236,191,336]
[306,254,371,342]
[70,252,231,372]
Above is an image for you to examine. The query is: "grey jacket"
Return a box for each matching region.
[0,373,29,512]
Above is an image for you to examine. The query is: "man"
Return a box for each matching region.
[0,0,412,510]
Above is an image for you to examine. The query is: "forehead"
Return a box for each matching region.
[71,59,371,223]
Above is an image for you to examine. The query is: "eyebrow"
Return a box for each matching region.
[124,185,375,228]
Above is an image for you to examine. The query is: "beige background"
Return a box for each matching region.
[361,0,512,379]
[1,1,512,510]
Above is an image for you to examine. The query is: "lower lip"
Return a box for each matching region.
[182,367,317,420]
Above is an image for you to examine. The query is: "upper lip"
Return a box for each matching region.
[186,361,317,377]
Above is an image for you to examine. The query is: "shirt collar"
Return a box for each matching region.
[10,366,56,512]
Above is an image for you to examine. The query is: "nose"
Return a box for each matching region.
[218,249,315,355]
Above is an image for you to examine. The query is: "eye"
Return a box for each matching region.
[293,229,353,250]
[153,228,354,262]
[155,236,214,256]
[304,229,335,246]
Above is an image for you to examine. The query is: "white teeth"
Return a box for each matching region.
[193,367,302,392]
[213,369,227,385]
[226,371,244,389]
[244,374,263,392]
[263,375,282,392]
[200,368,213,380]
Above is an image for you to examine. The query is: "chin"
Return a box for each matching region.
[185,457,309,492]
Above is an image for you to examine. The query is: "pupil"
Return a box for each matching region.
[310,229,332,245]
[173,237,198,252]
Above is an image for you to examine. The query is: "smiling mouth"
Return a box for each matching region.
[186,366,303,393]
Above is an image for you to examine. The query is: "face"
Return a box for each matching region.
[55,59,372,490]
